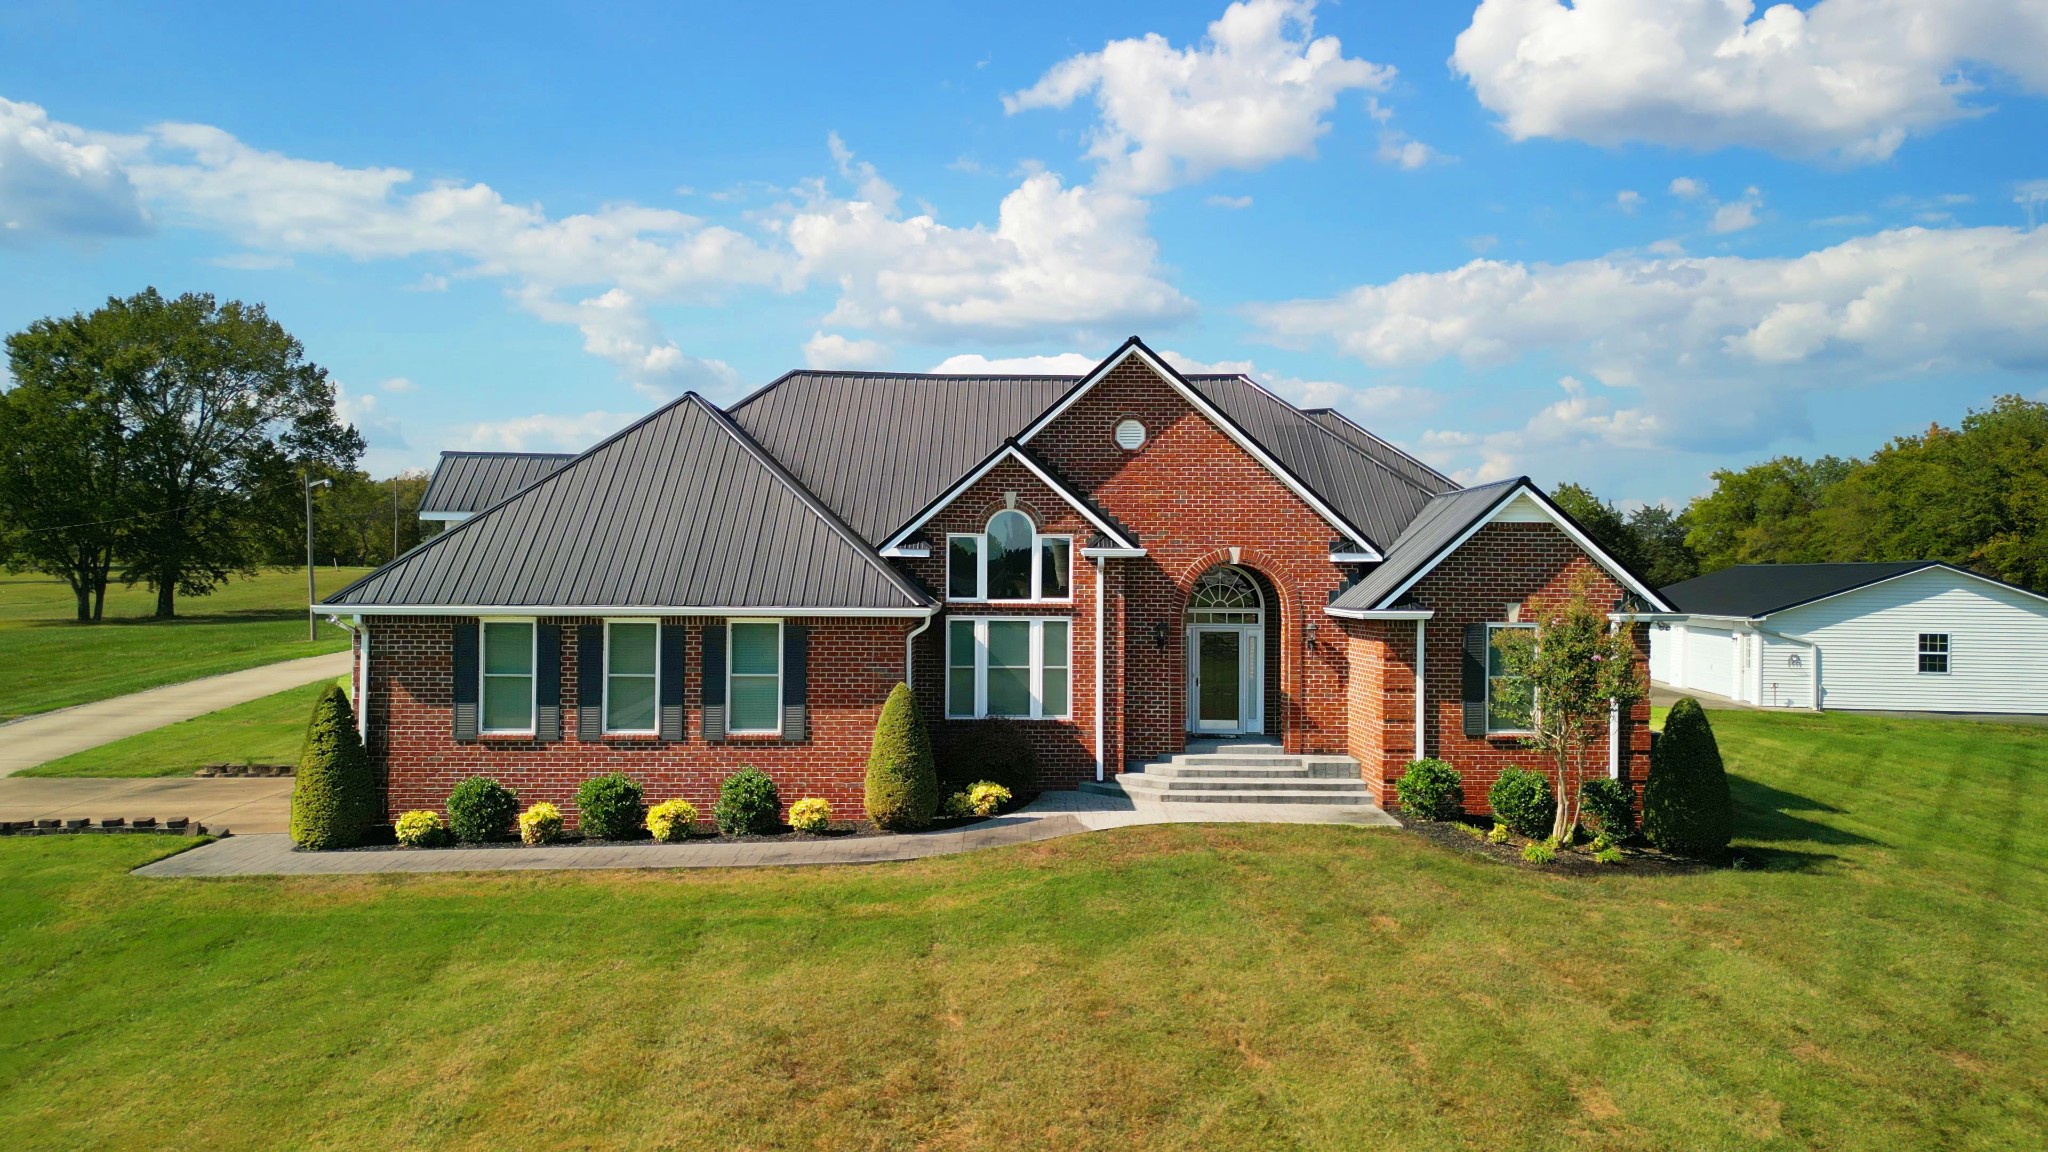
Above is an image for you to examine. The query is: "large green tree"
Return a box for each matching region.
[1625,503,1700,589]
[1684,455,1860,573]
[8,289,364,618]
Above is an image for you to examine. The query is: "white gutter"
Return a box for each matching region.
[903,614,933,686]
[315,603,941,618]
[1413,617,1426,762]
[1079,547,1147,559]
[326,613,365,737]
[1094,554,1107,782]
[1325,606,1435,620]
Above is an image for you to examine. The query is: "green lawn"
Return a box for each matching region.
[15,680,334,778]
[1,710,2043,1150]
[0,567,369,722]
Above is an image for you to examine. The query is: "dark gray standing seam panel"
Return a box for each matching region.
[701,625,727,742]
[535,622,562,742]
[658,622,685,742]
[420,452,576,515]
[1462,624,1489,739]
[781,624,808,742]
[576,624,603,740]
[451,622,479,741]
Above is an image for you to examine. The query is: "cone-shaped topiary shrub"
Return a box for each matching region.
[941,716,1037,796]
[575,772,646,840]
[1643,696,1734,859]
[289,683,378,850]
[446,776,519,843]
[1393,759,1464,821]
[1487,766,1553,840]
[865,682,939,831]
[714,767,783,836]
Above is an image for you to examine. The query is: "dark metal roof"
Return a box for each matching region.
[1301,407,1458,494]
[321,395,930,612]
[1329,479,1525,611]
[1186,374,1452,550]
[726,372,1074,544]
[1660,562,1938,617]
[419,451,575,515]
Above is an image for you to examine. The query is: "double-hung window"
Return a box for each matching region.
[480,620,536,734]
[947,509,1071,602]
[1918,633,1950,674]
[946,617,1070,719]
[604,620,659,733]
[728,620,783,735]
[1485,623,1537,734]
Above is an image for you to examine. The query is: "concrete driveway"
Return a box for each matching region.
[0,777,291,834]
[0,652,349,777]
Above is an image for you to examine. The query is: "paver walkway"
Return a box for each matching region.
[0,777,292,833]
[0,652,350,777]
[134,790,1398,877]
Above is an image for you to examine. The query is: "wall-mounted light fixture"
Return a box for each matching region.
[1304,621,1320,650]
[1151,621,1169,649]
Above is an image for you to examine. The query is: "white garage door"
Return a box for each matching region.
[1682,627,1737,699]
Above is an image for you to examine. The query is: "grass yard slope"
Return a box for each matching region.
[0,568,368,722]
[0,710,2043,1150]
[16,680,331,778]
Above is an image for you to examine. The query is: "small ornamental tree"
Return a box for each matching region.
[865,682,939,831]
[289,683,378,850]
[1643,696,1735,858]
[1489,574,1648,842]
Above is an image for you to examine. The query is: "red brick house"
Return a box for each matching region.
[321,337,1675,824]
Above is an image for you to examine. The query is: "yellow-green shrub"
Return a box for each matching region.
[646,799,697,843]
[393,809,448,848]
[789,797,831,834]
[519,802,563,846]
[965,781,1012,816]
[942,791,974,819]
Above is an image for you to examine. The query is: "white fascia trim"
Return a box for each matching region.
[880,544,931,558]
[1079,546,1147,559]
[1324,606,1435,620]
[881,445,1137,552]
[1329,551,1375,564]
[1014,342,1382,560]
[418,511,472,522]
[1611,612,1691,623]
[1372,483,1675,613]
[1769,562,2048,616]
[315,603,939,618]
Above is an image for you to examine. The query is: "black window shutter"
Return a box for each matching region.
[535,622,563,742]
[658,621,686,741]
[577,623,603,740]
[1462,623,1489,738]
[781,624,809,742]
[451,621,480,741]
[701,624,727,741]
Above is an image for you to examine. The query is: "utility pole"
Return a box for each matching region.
[305,474,332,640]
[392,475,400,560]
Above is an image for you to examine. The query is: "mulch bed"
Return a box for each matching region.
[1403,816,1726,876]
[317,814,996,853]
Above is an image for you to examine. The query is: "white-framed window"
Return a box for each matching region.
[603,619,659,733]
[946,509,1071,602]
[945,616,1071,719]
[1486,622,1537,734]
[480,619,536,735]
[1917,632,1950,675]
[727,619,783,735]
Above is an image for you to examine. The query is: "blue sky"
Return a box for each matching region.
[3,0,2045,507]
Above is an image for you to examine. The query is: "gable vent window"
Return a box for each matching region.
[1918,633,1950,674]
[947,509,1072,603]
[1114,418,1147,450]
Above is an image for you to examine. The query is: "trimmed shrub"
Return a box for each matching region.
[575,773,646,841]
[865,683,939,831]
[1454,821,1487,840]
[394,810,448,848]
[1579,777,1635,840]
[646,799,696,843]
[519,802,563,846]
[1487,767,1553,839]
[714,767,782,836]
[941,716,1037,795]
[942,791,975,819]
[1487,823,1511,844]
[1393,759,1464,822]
[1643,697,1735,859]
[1522,839,1557,864]
[447,776,519,843]
[789,797,832,834]
[1593,845,1624,865]
[965,781,1012,817]
[289,683,378,850]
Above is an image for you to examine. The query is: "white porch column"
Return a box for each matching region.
[1413,617,1426,761]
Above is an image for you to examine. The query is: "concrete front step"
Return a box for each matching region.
[1079,777,1374,806]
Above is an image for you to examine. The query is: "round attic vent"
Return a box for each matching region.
[1114,418,1147,450]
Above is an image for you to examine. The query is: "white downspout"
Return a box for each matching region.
[903,614,934,686]
[1413,617,1426,762]
[1607,619,1621,779]
[1094,554,1107,782]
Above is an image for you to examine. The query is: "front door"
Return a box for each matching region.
[1188,625,1263,734]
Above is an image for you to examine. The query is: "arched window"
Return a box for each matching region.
[1186,566,1263,625]
[985,509,1034,600]
[945,508,1072,601]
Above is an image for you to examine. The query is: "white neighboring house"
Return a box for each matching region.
[1651,562,2048,714]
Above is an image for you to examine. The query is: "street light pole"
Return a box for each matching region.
[305,474,332,641]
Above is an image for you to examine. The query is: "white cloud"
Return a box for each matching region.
[334,385,407,451]
[379,376,416,393]
[1003,0,1393,193]
[514,286,738,401]
[209,251,293,270]
[1428,376,1662,484]
[1206,194,1255,209]
[803,331,893,370]
[1246,224,2048,449]
[927,352,1101,374]
[1453,0,2048,161]
[1668,176,1705,199]
[927,346,1426,423]
[1376,130,1437,170]
[452,410,639,453]
[2019,179,2048,228]
[1711,186,1763,233]
[1616,189,1643,212]
[0,97,149,238]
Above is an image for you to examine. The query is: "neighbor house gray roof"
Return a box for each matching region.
[419,451,575,516]
[1660,562,1941,617]
[1328,479,1525,612]
[320,395,931,613]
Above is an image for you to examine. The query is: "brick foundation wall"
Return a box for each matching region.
[366,615,914,826]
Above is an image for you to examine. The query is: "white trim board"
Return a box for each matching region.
[881,444,1138,553]
[316,603,940,618]
[1011,340,1382,559]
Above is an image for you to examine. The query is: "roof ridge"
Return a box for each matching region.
[1301,407,1459,491]
[1201,374,1452,500]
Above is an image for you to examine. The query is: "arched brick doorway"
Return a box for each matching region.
[1183,564,1284,739]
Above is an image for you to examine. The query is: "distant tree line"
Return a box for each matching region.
[1553,394,2048,594]
[0,289,362,620]
[270,466,438,570]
